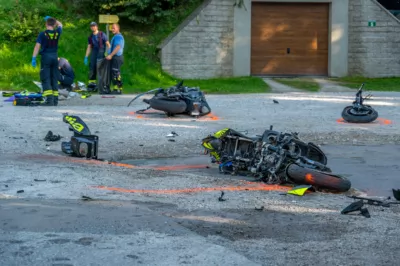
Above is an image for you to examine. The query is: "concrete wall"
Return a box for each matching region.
[159,0,235,79]
[348,0,400,77]
[234,0,349,77]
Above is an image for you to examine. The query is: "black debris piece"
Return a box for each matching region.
[5,185,8,188]
[44,131,61,142]
[360,208,371,218]
[341,200,370,218]
[393,189,400,201]
[218,191,226,202]
[168,139,176,142]
[341,200,364,214]
[273,100,279,104]
[17,190,24,193]
[81,196,94,201]
[34,179,47,182]
[255,206,264,211]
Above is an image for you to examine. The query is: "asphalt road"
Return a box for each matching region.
[1,92,400,265]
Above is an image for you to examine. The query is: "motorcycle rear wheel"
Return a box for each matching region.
[341,106,378,123]
[149,98,187,114]
[286,164,351,192]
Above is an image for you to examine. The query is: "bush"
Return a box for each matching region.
[71,0,201,25]
[0,0,65,43]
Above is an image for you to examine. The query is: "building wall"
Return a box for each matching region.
[348,0,400,77]
[159,0,235,79]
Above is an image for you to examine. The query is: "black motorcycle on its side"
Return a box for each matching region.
[201,126,351,192]
[127,80,211,117]
[341,83,378,123]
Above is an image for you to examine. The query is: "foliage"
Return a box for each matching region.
[70,0,201,25]
[0,0,64,43]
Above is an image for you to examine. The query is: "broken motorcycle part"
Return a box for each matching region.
[201,126,351,192]
[347,195,400,207]
[127,80,211,117]
[61,113,98,159]
[341,83,378,123]
[392,189,400,201]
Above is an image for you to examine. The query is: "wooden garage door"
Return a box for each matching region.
[251,2,329,76]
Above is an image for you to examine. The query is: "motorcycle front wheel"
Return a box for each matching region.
[286,163,351,192]
[341,106,378,123]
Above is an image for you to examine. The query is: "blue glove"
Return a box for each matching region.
[44,16,51,21]
[84,56,88,65]
[31,57,36,68]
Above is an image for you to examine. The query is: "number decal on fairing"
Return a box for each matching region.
[65,116,84,132]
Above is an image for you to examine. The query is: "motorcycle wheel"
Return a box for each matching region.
[149,98,187,114]
[341,106,378,123]
[286,163,351,192]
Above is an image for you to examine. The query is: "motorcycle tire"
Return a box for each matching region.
[341,106,378,123]
[149,98,187,114]
[286,163,351,192]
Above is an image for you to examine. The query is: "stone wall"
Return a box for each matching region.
[159,0,234,79]
[348,0,400,77]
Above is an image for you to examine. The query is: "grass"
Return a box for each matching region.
[328,76,400,91]
[0,0,268,94]
[272,78,320,92]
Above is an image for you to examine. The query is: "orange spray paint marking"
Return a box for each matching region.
[93,183,291,195]
[337,117,393,125]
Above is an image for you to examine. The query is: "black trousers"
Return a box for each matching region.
[111,55,123,89]
[89,49,105,82]
[40,53,59,97]
[58,74,74,90]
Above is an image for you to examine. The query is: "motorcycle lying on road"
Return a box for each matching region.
[201,126,351,192]
[127,80,211,117]
[341,83,378,123]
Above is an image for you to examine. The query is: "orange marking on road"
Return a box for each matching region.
[337,117,392,125]
[94,183,290,194]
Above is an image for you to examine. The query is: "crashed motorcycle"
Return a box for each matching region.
[201,127,351,192]
[341,83,378,123]
[127,80,211,117]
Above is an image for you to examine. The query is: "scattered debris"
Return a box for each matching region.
[5,185,8,188]
[166,131,179,137]
[273,99,279,104]
[44,131,61,142]
[341,200,370,218]
[393,189,400,201]
[16,190,24,194]
[168,139,176,142]
[286,185,313,196]
[218,191,226,201]
[34,179,46,182]
[255,206,264,211]
[101,96,115,98]
[81,196,94,201]
[347,195,400,207]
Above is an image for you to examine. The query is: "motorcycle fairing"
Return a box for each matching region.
[63,114,91,136]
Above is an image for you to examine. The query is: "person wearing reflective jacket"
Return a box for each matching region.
[32,16,63,106]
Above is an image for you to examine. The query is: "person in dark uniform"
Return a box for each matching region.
[84,22,110,89]
[106,23,124,95]
[32,16,62,106]
[58,57,75,90]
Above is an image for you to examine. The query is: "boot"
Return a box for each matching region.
[41,95,54,106]
[53,96,59,106]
